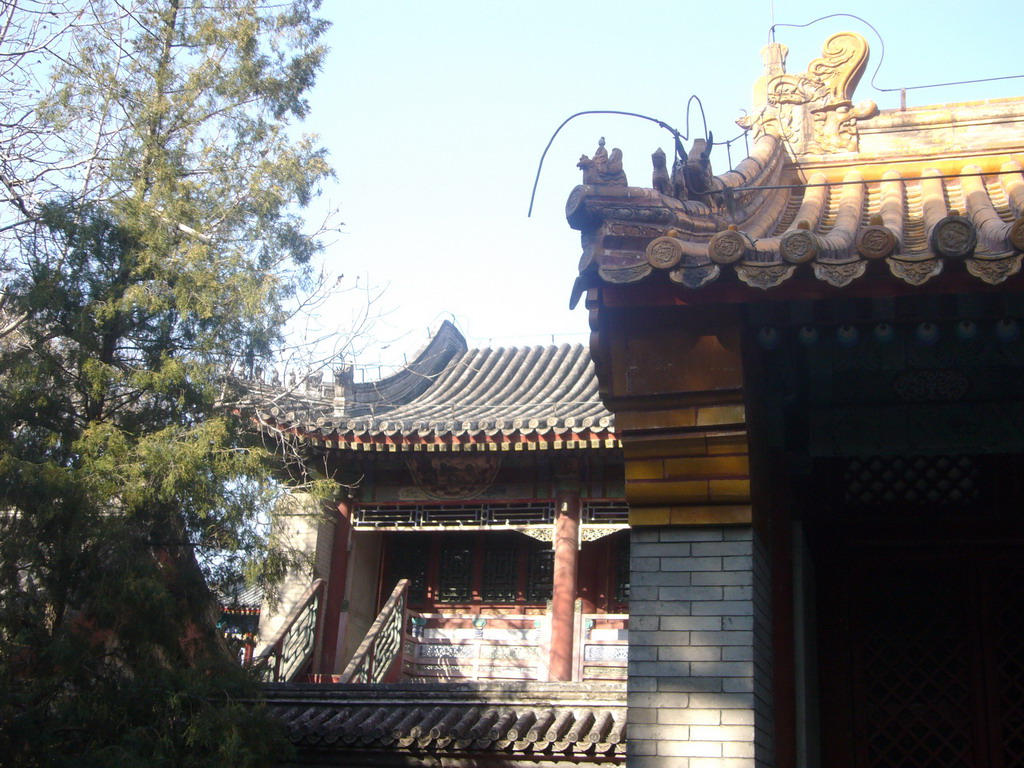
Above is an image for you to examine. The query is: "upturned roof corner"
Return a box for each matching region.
[566,32,1024,297]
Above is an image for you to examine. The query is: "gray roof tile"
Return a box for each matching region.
[265,681,626,762]
[570,100,1024,295]
[252,324,615,451]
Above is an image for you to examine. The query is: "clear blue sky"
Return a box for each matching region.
[301,1,1023,376]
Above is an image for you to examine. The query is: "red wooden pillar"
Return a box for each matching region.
[316,498,353,676]
[549,491,580,681]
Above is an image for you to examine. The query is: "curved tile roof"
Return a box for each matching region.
[218,582,263,610]
[252,325,616,452]
[265,681,626,763]
[568,34,1024,298]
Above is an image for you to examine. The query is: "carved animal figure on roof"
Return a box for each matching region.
[578,137,607,185]
[578,137,627,186]
[651,148,672,196]
[604,147,626,185]
[683,136,721,197]
[807,99,879,153]
[671,152,688,201]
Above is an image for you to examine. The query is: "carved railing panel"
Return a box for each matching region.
[255,579,325,683]
[573,613,628,682]
[339,579,408,684]
[279,591,321,681]
[400,611,629,682]
[403,612,551,682]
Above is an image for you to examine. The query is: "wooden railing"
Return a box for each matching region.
[573,613,628,682]
[255,578,325,682]
[338,579,408,683]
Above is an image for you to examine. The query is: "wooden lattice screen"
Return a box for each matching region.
[844,455,980,508]
[844,557,1024,768]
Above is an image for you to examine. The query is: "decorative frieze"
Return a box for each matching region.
[967,253,1023,284]
[422,627,542,644]
[581,524,627,542]
[416,643,476,659]
[585,644,629,662]
[886,256,943,285]
[736,262,796,290]
[404,452,501,499]
[480,644,539,661]
[813,259,866,287]
[522,527,554,543]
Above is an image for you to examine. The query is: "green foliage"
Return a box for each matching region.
[0,1,335,765]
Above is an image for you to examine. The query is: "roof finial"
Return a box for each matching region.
[738,31,878,155]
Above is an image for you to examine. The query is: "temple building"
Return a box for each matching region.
[217,582,263,664]
[250,321,630,764]
[568,29,1024,768]
[253,30,1024,768]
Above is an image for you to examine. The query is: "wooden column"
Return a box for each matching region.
[316,498,353,676]
[549,490,580,681]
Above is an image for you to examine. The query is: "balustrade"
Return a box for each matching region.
[339,579,408,683]
[255,579,325,682]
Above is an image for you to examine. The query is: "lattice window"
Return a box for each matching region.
[991,565,1024,768]
[829,553,1024,767]
[481,542,517,602]
[525,544,553,603]
[387,533,428,603]
[844,455,979,508]
[438,536,473,603]
[856,569,978,768]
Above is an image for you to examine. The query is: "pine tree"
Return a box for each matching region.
[0,2,333,764]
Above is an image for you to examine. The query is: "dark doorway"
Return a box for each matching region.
[816,536,1024,768]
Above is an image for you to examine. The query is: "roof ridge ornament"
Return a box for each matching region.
[737,31,878,155]
[578,137,628,186]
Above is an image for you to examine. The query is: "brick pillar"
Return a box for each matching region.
[585,302,773,767]
[628,526,773,768]
[549,491,580,681]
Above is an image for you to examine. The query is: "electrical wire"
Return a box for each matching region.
[528,96,741,217]
[529,14,1023,219]
[769,13,1024,95]
[527,110,683,218]
[707,166,1024,197]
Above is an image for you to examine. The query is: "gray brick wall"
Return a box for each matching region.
[257,493,334,652]
[628,526,772,768]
